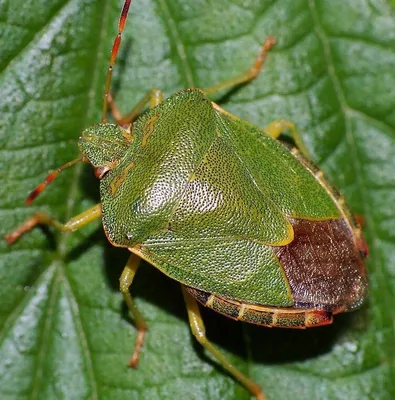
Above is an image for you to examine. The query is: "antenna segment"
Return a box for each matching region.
[102,0,133,122]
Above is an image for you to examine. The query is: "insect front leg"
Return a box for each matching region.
[202,36,276,97]
[120,253,148,368]
[181,286,265,400]
[108,88,164,125]
[263,120,312,159]
[5,203,102,245]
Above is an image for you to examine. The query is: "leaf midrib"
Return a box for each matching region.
[50,1,116,399]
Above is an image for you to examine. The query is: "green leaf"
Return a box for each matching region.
[1,0,394,399]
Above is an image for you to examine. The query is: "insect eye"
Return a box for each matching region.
[94,165,111,179]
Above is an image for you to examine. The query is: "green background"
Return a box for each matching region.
[1,0,394,399]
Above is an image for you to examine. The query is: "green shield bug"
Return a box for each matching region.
[5,1,369,399]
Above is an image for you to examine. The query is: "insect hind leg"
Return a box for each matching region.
[181,285,265,400]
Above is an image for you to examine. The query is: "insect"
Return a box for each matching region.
[5,1,368,399]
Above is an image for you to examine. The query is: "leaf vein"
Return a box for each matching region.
[156,0,195,87]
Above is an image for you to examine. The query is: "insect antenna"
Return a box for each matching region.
[102,0,133,123]
[26,156,83,205]
[25,1,133,206]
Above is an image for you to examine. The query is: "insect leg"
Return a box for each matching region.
[202,36,276,97]
[181,285,265,400]
[5,203,102,245]
[212,102,311,160]
[108,88,164,125]
[120,253,148,368]
[263,120,312,159]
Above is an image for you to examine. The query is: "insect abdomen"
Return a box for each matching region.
[184,286,334,328]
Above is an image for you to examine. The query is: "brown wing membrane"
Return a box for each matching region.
[273,218,368,312]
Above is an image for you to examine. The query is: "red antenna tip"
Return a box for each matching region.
[102,0,134,122]
[25,157,82,205]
